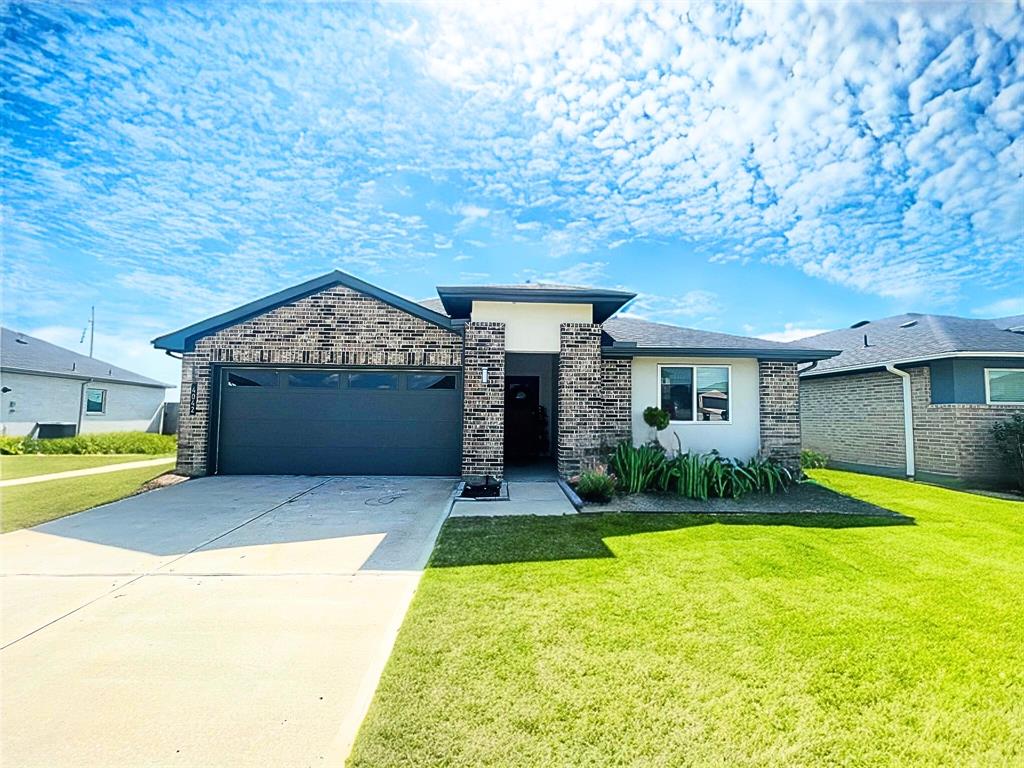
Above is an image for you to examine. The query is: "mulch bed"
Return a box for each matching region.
[582,480,903,517]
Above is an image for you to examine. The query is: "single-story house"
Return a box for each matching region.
[798,313,1024,487]
[0,327,173,438]
[152,270,838,479]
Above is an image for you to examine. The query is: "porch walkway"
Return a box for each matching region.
[450,480,576,517]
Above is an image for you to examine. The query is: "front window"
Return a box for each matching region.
[85,388,106,414]
[986,368,1024,404]
[659,365,730,422]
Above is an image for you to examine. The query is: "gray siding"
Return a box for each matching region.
[0,370,166,437]
[929,357,1024,404]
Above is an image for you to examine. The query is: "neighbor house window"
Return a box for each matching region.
[658,365,731,422]
[85,388,106,414]
[986,368,1024,404]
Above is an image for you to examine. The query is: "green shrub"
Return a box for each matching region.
[0,432,177,456]
[642,406,670,432]
[800,449,829,469]
[992,413,1024,491]
[575,468,617,503]
[609,442,666,494]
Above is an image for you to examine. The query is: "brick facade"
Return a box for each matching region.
[557,324,604,476]
[176,284,462,476]
[800,369,906,472]
[801,365,1023,486]
[757,361,801,469]
[601,357,633,449]
[461,322,505,480]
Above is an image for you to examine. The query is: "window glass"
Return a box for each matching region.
[407,374,457,391]
[988,369,1024,403]
[227,370,278,387]
[696,366,729,421]
[348,373,399,390]
[660,367,693,421]
[286,372,340,389]
[85,388,106,413]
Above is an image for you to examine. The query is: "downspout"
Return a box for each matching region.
[76,378,95,437]
[885,365,915,478]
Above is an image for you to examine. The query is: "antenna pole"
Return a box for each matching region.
[89,306,95,358]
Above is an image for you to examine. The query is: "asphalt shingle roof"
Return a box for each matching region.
[1,327,169,388]
[796,313,1024,375]
[603,316,806,351]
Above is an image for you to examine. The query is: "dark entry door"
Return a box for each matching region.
[216,367,461,475]
[504,376,546,462]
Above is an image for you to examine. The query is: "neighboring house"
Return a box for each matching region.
[798,313,1024,487]
[0,327,173,438]
[152,270,837,479]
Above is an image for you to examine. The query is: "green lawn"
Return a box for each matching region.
[0,453,174,480]
[0,465,171,532]
[349,470,1024,767]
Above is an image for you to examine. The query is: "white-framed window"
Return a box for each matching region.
[985,368,1024,405]
[657,364,732,423]
[85,387,106,414]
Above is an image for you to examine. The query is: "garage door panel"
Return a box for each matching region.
[216,368,461,476]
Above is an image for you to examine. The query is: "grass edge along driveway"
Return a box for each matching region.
[1,464,171,532]
[0,453,174,481]
[348,471,1024,767]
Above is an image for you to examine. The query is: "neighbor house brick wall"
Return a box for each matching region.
[461,322,505,480]
[601,357,633,449]
[800,365,1023,486]
[909,365,1022,486]
[758,361,801,468]
[557,324,603,476]
[176,284,462,476]
[800,370,906,473]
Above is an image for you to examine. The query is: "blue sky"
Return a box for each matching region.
[3,1,1022,396]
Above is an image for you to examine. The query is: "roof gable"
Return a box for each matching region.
[153,270,455,353]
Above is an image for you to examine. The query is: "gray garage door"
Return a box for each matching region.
[216,367,461,476]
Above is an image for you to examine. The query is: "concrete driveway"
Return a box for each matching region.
[0,475,456,768]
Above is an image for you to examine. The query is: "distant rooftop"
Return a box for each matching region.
[1,327,170,388]
[797,313,1024,375]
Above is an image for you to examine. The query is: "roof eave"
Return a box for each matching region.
[435,286,636,323]
[153,270,456,353]
[801,350,1024,377]
[602,346,840,362]
[0,365,173,389]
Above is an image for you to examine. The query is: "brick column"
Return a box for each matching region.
[758,361,801,469]
[176,346,214,476]
[462,322,505,481]
[558,324,603,476]
[601,357,633,448]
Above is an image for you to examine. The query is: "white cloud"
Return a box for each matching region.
[624,290,721,320]
[973,297,1024,317]
[757,324,832,343]
[517,261,608,286]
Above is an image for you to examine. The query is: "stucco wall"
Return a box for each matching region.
[0,370,165,436]
[630,357,761,459]
[471,301,592,353]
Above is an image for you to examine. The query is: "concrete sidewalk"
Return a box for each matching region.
[450,480,576,517]
[0,456,175,487]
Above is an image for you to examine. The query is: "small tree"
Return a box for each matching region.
[992,413,1024,491]
[643,406,670,446]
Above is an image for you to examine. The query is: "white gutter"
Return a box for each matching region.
[885,365,915,478]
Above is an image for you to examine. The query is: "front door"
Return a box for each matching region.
[504,376,546,463]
